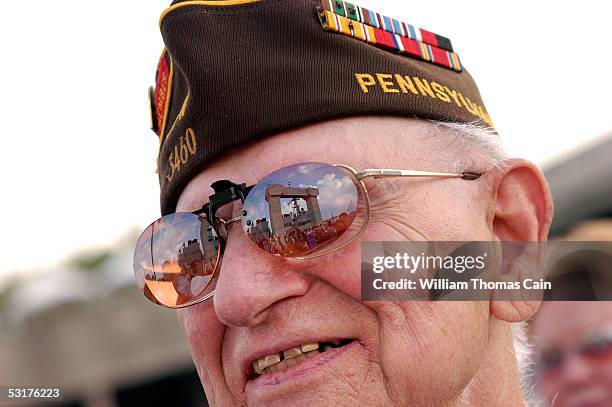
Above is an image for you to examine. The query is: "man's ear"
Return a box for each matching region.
[484,158,554,322]
[485,158,554,242]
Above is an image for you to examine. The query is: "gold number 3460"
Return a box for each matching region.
[166,128,197,182]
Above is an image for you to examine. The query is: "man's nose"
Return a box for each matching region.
[212,227,312,327]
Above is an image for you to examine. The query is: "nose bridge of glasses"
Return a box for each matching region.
[209,181,250,205]
[198,180,252,223]
[217,216,242,227]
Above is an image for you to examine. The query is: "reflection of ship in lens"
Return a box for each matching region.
[141,213,221,307]
[174,220,219,296]
[247,184,356,256]
[178,240,205,277]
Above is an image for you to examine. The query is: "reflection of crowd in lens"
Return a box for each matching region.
[249,212,355,256]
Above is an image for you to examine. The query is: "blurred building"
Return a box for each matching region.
[544,133,612,237]
[540,133,612,300]
[0,239,207,407]
[528,133,612,406]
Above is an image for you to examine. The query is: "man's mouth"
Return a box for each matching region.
[251,339,354,376]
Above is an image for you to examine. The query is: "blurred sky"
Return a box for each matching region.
[0,1,611,278]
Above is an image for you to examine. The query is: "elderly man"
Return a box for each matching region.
[134,0,553,405]
[531,302,612,407]
[530,222,612,407]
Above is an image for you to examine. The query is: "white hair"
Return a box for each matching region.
[429,120,508,171]
[513,322,543,406]
[429,121,540,405]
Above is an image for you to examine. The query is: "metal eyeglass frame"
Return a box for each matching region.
[169,164,481,308]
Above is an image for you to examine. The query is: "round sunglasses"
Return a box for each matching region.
[133,162,480,308]
[537,327,612,375]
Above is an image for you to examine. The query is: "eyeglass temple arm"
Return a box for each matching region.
[355,169,481,181]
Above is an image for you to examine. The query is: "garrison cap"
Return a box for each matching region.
[151,0,493,215]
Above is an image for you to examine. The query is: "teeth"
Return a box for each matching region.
[259,353,280,368]
[268,361,285,373]
[283,347,302,360]
[294,354,307,363]
[253,354,281,375]
[253,342,323,376]
[250,340,355,376]
[300,343,319,353]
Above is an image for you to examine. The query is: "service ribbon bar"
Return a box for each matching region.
[321,0,454,52]
[318,1,462,72]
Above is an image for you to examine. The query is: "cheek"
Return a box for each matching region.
[602,360,612,386]
[178,304,226,381]
[368,187,490,241]
[373,301,490,400]
[308,194,490,300]
[305,241,363,301]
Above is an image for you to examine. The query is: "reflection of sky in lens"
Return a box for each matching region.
[136,214,213,271]
[153,215,202,263]
[242,163,358,227]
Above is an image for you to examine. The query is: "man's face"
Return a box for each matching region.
[532,302,612,407]
[175,117,495,406]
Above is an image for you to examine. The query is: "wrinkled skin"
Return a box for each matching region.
[532,302,612,407]
[175,117,553,406]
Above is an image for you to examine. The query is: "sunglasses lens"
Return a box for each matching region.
[133,213,221,308]
[242,163,367,258]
